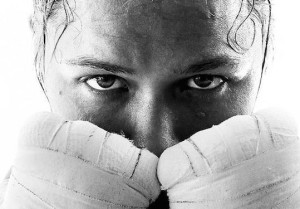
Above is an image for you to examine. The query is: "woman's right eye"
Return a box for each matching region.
[86,75,126,91]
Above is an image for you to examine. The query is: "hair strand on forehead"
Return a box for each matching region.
[51,0,74,60]
[32,0,74,86]
[31,0,272,90]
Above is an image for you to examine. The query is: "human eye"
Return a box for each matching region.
[85,75,127,91]
[187,75,226,90]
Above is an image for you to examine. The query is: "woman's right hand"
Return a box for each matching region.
[1,112,160,209]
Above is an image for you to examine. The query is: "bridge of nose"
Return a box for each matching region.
[124,89,180,157]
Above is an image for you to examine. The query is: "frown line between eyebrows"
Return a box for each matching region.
[65,56,239,76]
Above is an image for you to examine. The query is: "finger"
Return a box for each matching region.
[3,112,160,209]
[158,108,300,209]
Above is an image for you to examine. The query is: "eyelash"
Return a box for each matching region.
[83,74,227,93]
[85,75,127,91]
[186,75,226,90]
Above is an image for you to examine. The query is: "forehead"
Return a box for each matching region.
[74,0,239,39]
[50,0,255,69]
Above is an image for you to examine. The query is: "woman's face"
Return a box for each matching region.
[43,0,264,156]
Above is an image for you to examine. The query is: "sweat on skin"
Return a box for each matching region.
[1,109,299,208]
[25,0,270,207]
[41,0,265,157]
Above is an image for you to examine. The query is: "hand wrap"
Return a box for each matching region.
[158,109,300,209]
[2,112,160,209]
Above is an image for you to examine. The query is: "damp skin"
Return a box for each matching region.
[43,0,265,157]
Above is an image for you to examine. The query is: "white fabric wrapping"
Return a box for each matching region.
[158,108,300,209]
[1,112,160,209]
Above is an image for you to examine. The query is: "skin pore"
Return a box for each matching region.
[39,0,267,206]
[43,0,265,155]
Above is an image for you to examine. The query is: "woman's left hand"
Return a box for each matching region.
[157,108,300,209]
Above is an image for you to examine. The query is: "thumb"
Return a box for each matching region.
[157,108,300,209]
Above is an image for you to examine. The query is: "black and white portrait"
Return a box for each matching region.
[0,0,299,208]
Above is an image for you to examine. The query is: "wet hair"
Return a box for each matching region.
[30,0,272,87]
[31,0,74,86]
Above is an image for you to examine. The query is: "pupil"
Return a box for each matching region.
[96,76,116,88]
[194,75,213,88]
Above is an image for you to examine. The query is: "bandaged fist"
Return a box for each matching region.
[158,108,300,209]
[2,112,160,209]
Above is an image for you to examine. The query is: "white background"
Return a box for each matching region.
[0,0,299,178]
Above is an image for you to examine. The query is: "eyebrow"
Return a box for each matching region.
[178,57,239,75]
[66,57,134,75]
[66,56,238,75]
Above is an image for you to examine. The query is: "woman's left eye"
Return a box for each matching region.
[86,75,126,91]
[187,75,225,90]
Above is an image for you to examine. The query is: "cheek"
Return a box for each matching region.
[44,58,261,142]
[44,64,87,120]
[44,66,126,132]
[176,70,260,138]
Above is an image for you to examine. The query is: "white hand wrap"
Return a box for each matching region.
[158,109,300,209]
[2,112,160,209]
